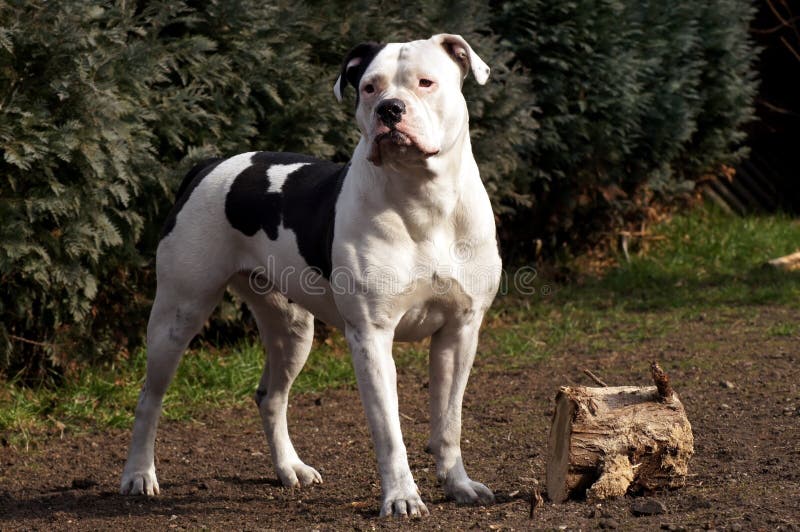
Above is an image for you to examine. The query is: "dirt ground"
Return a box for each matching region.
[2,306,799,530]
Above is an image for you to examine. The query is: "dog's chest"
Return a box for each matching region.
[401,237,500,339]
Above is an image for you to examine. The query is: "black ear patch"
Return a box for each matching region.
[335,42,385,102]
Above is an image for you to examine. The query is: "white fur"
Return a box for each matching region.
[120,34,500,519]
[267,163,309,193]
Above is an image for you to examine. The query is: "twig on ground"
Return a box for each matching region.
[583,368,609,387]
[529,487,543,519]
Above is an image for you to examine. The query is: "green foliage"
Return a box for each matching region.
[0,2,166,374]
[0,0,757,378]
[493,0,757,252]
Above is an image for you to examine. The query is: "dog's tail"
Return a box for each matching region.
[174,157,223,201]
[159,157,224,241]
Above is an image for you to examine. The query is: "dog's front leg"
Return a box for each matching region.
[428,316,494,506]
[345,324,429,518]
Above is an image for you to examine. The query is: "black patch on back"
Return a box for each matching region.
[225,159,283,240]
[336,42,386,106]
[160,157,223,240]
[225,152,349,279]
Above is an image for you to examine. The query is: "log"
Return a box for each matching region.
[767,250,800,271]
[546,364,693,503]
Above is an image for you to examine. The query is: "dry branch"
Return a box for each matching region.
[583,368,609,387]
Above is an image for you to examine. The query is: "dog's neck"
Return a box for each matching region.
[350,127,477,239]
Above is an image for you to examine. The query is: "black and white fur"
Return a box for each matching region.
[120,34,501,518]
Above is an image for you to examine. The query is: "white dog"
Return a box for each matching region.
[120,33,502,518]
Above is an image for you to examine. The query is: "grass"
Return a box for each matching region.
[767,322,797,337]
[2,206,799,448]
[0,336,357,449]
[580,208,800,309]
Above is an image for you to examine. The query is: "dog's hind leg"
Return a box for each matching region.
[229,276,321,488]
[120,279,226,496]
[427,314,495,506]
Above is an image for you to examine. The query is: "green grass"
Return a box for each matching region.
[2,206,799,447]
[0,338,357,449]
[767,322,798,337]
[582,208,800,309]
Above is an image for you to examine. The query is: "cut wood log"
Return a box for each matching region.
[767,251,800,271]
[546,365,693,503]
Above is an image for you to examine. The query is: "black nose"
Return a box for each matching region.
[376,98,406,127]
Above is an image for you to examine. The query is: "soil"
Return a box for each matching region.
[2,305,799,530]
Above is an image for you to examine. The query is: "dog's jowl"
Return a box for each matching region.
[120,34,502,518]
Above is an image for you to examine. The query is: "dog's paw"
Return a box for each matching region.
[120,466,160,496]
[380,489,430,518]
[445,478,495,506]
[277,461,323,488]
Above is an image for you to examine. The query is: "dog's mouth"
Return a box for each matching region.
[368,127,439,166]
[378,129,414,147]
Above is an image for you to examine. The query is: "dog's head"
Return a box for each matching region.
[334,34,489,168]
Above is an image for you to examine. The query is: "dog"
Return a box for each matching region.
[120,33,502,518]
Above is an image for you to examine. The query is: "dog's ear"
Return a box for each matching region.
[333,42,385,102]
[433,34,490,85]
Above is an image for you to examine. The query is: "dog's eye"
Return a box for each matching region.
[419,79,434,88]
[363,84,375,94]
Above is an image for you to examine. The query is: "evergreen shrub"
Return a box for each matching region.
[493,0,757,254]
